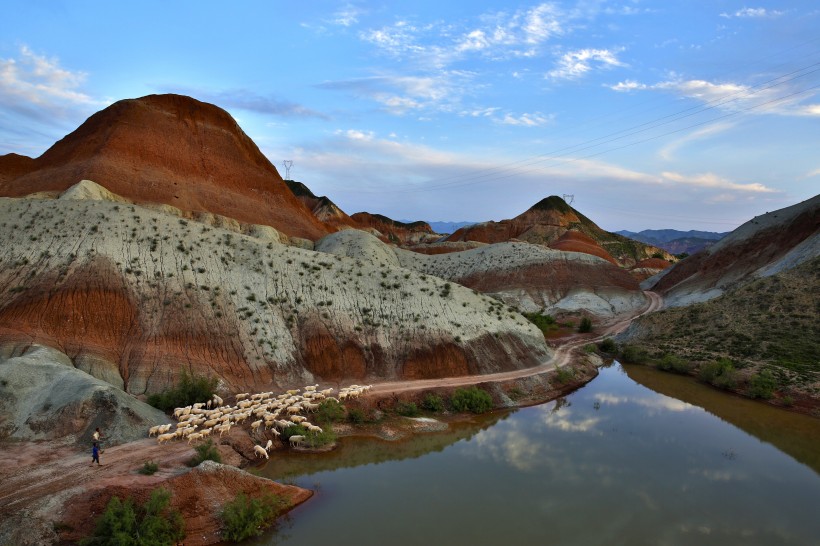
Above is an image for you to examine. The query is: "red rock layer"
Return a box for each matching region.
[549,230,618,265]
[350,212,438,245]
[632,258,673,270]
[0,94,328,240]
[652,198,819,296]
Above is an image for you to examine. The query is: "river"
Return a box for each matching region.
[256,363,820,545]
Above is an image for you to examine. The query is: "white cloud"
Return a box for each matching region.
[660,171,776,193]
[608,75,820,117]
[500,111,553,126]
[658,122,736,160]
[318,72,473,114]
[331,4,362,27]
[803,168,820,178]
[720,7,784,18]
[609,79,648,92]
[0,45,98,110]
[547,48,625,80]
[594,393,695,413]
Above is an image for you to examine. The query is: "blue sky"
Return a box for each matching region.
[1,1,818,231]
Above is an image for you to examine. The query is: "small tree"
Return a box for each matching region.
[578,317,592,333]
[189,439,221,467]
[749,369,777,399]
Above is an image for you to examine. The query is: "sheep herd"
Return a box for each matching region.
[148,384,372,460]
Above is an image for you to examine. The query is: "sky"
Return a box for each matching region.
[1,1,819,231]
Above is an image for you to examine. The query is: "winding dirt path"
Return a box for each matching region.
[369,291,662,396]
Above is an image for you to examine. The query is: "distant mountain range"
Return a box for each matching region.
[616,229,729,255]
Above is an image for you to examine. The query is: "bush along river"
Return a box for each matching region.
[256,363,820,545]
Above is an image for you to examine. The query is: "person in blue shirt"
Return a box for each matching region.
[90,442,102,466]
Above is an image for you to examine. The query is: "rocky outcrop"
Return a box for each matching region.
[316,230,647,318]
[285,180,356,229]
[630,257,673,282]
[446,195,673,267]
[646,194,820,307]
[0,94,328,240]
[0,343,167,444]
[404,241,488,255]
[0,186,550,394]
[350,212,441,245]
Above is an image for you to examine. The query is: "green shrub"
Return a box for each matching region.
[657,354,692,374]
[523,312,557,333]
[147,371,218,413]
[421,393,445,412]
[699,358,734,384]
[395,401,420,417]
[555,367,574,384]
[749,369,777,399]
[578,317,593,333]
[221,492,285,542]
[138,461,159,475]
[81,488,184,546]
[598,338,616,353]
[188,439,221,467]
[450,387,493,414]
[619,344,649,364]
[347,408,365,424]
[314,399,345,425]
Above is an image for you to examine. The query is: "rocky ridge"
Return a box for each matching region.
[445,195,674,267]
[0,181,551,394]
[316,229,647,318]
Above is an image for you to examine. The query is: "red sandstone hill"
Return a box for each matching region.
[284,180,356,231]
[446,195,672,267]
[0,94,328,240]
[350,212,440,245]
[549,231,618,265]
[647,194,820,306]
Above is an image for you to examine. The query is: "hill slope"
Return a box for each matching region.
[446,196,673,267]
[0,94,328,240]
[646,194,820,307]
[0,182,550,393]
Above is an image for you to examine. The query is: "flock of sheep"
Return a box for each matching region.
[148,384,372,460]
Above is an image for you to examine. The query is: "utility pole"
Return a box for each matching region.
[562,194,575,206]
[282,160,293,180]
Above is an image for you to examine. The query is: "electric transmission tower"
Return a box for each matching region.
[562,194,575,206]
[282,160,294,180]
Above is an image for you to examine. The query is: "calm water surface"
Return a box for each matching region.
[257,364,820,545]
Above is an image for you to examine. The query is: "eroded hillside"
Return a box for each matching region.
[0,184,550,394]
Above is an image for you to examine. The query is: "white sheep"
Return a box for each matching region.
[290,415,307,424]
[187,432,203,444]
[157,432,176,444]
[212,394,224,406]
[148,425,161,437]
[253,445,269,459]
[265,439,273,452]
[305,424,323,434]
[235,393,249,401]
[289,435,306,447]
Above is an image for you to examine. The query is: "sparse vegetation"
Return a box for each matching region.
[523,312,557,334]
[147,371,218,412]
[450,387,493,413]
[138,461,159,475]
[80,488,184,546]
[395,401,420,417]
[578,317,592,333]
[421,393,445,412]
[221,492,286,543]
[188,439,222,466]
[314,400,345,424]
[749,368,777,399]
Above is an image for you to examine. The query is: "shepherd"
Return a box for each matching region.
[90,442,102,466]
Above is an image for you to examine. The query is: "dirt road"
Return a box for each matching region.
[369,291,662,396]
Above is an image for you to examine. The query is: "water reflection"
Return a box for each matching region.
[254,363,820,546]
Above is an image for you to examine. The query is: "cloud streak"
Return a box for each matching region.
[160,86,329,119]
[548,48,625,80]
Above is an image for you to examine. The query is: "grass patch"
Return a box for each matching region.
[421,393,445,412]
[450,387,493,414]
[147,370,218,413]
[314,400,345,425]
[221,492,286,542]
[523,312,557,334]
[188,439,221,467]
[138,461,159,475]
[395,401,420,417]
[81,488,184,546]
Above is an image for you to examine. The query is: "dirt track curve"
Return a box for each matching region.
[369,291,663,396]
